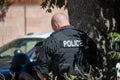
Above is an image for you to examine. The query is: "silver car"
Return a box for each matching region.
[0,32,51,69]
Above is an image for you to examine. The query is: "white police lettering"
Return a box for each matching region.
[63,40,83,47]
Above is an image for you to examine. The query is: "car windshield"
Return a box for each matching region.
[0,38,43,69]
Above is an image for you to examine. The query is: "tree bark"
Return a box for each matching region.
[67,0,107,52]
[67,0,115,79]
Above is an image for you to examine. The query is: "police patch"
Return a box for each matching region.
[59,40,83,48]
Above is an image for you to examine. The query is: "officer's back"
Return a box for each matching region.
[50,25,87,76]
[35,13,103,80]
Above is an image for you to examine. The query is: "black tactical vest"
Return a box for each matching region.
[50,26,88,76]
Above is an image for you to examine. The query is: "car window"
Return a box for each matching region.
[0,38,43,69]
[0,38,42,57]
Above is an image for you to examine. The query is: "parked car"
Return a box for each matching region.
[0,32,51,80]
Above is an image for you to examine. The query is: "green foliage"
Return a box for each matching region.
[0,0,12,22]
[106,32,120,80]
[112,52,120,60]
[108,32,120,42]
[41,0,66,12]
[108,31,120,60]
[56,0,65,8]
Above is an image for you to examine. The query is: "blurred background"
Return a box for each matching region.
[0,0,67,46]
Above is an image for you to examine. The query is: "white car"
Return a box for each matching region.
[0,32,52,69]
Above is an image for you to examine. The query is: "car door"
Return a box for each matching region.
[0,38,43,69]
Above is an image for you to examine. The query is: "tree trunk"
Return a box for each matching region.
[67,0,107,52]
[67,0,117,79]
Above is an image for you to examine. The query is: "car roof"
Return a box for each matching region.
[0,32,52,49]
[19,32,52,39]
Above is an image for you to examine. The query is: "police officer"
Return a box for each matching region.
[14,49,23,55]
[10,53,29,72]
[19,41,43,80]
[35,13,103,80]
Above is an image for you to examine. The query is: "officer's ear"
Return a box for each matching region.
[53,22,60,31]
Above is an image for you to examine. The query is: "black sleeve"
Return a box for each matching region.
[34,36,56,74]
[21,62,36,76]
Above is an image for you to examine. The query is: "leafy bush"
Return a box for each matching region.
[106,32,120,80]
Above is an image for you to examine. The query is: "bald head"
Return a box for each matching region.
[51,13,70,31]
